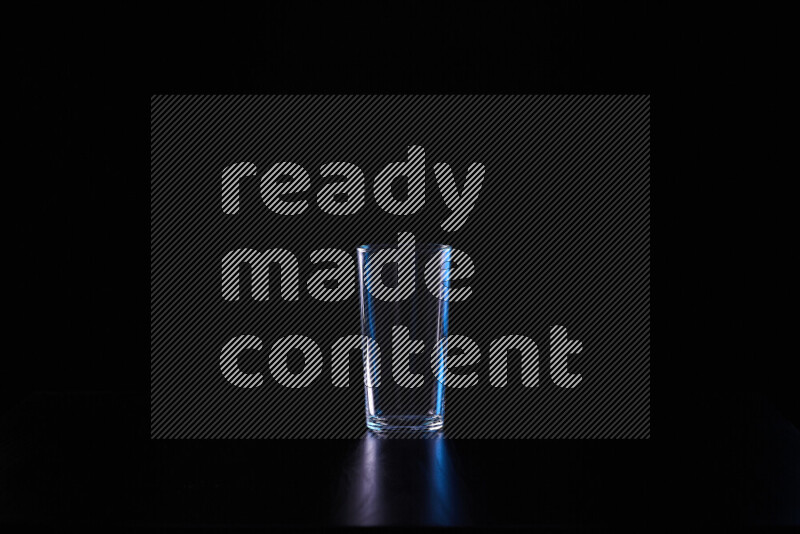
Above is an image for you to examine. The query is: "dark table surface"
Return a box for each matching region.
[1,392,797,528]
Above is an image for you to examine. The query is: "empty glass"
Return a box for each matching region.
[357,236,451,432]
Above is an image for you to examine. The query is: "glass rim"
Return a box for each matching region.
[357,243,451,252]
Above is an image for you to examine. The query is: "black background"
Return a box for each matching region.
[5,1,799,529]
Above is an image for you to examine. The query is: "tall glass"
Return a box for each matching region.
[357,239,451,432]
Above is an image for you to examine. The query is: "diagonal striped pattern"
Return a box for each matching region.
[307,248,356,302]
[363,232,416,302]
[389,326,426,389]
[151,95,650,439]
[318,162,365,215]
[268,335,323,388]
[434,162,486,232]
[489,335,540,388]
[432,335,482,389]
[424,248,474,302]
[374,146,426,215]
[220,335,264,388]
[221,248,300,301]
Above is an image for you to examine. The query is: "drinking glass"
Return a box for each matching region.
[357,240,451,432]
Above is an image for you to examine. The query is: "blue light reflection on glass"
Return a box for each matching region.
[435,247,451,417]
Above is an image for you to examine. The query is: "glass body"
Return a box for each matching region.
[357,243,451,432]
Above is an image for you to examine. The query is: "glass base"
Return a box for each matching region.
[366,414,443,432]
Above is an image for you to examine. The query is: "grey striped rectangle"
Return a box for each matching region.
[151,95,650,439]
